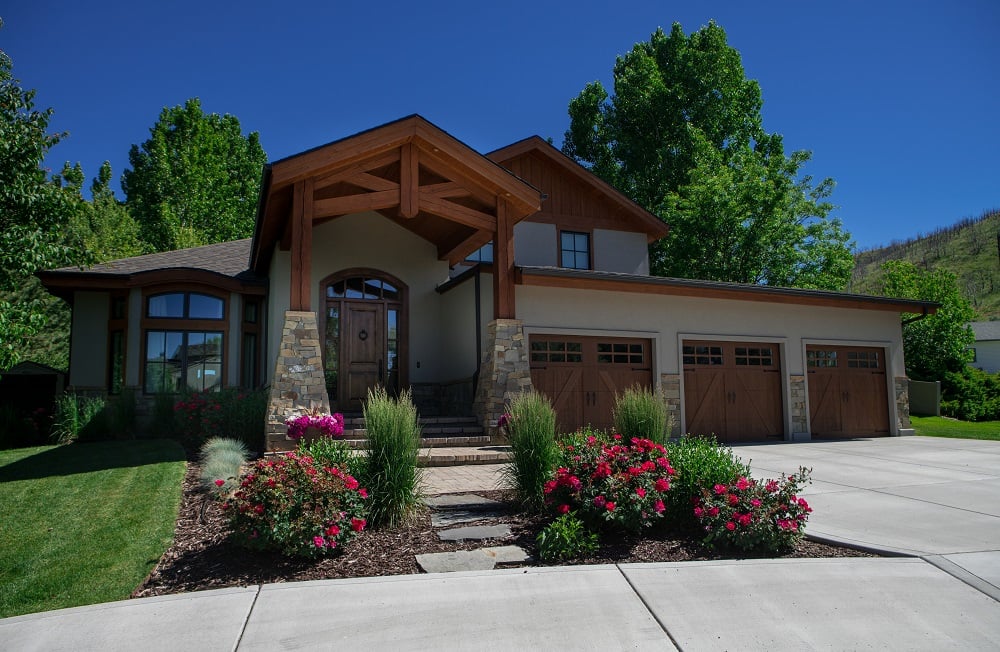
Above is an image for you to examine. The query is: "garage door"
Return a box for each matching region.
[807,345,889,438]
[683,340,784,442]
[529,335,652,433]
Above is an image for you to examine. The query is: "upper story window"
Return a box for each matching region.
[560,231,591,270]
[148,292,224,320]
[466,242,494,264]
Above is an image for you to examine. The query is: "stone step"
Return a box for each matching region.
[417,446,511,467]
[337,434,494,450]
[415,546,531,574]
[436,524,512,542]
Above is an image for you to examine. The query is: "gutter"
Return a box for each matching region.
[901,308,932,325]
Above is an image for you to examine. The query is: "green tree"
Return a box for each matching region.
[65,161,145,262]
[122,98,267,251]
[563,22,853,289]
[879,260,975,380]
[0,35,81,370]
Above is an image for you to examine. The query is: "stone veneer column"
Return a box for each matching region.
[265,311,331,451]
[474,319,532,432]
[788,375,809,440]
[659,373,682,438]
[894,377,912,432]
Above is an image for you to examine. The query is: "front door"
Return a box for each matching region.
[322,271,405,412]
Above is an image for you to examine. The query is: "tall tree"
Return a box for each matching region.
[563,22,853,289]
[879,261,975,380]
[65,161,145,262]
[122,98,267,251]
[0,32,82,370]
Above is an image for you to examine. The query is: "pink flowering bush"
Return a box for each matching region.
[694,467,813,553]
[223,451,367,558]
[285,412,345,440]
[544,430,676,532]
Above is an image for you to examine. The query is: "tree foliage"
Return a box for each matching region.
[563,22,853,289]
[0,36,83,370]
[62,161,145,262]
[122,98,267,251]
[879,261,975,380]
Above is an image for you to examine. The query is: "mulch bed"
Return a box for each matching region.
[132,460,875,598]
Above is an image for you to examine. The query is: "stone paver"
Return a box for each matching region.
[431,508,507,527]
[420,463,507,495]
[416,550,498,573]
[423,494,502,509]
[483,545,532,564]
[437,524,511,541]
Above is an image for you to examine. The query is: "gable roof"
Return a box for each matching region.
[487,136,671,243]
[36,239,264,300]
[971,321,1000,342]
[251,114,544,272]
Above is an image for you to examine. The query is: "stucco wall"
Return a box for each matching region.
[514,222,557,267]
[438,277,479,381]
[312,212,451,383]
[593,229,649,275]
[70,291,109,389]
[265,250,292,385]
[971,340,1000,374]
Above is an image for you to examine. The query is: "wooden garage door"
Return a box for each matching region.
[807,345,889,438]
[683,340,784,442]
[529,335,652,433]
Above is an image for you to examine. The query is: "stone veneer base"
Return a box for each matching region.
[473,319,532,433]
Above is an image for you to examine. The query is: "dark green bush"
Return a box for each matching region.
[941,367,1000,421]
[536,513,599,562]
[664,435,751,531]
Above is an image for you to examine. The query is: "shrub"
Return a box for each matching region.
[361,387,422,528]
[536,512,599,562]
[0,404,48,449]
[199,437,249,498]
[694,467,813,553]
[613,385,669,444]
[664,435,752,531]
[301,435,364,480]
[224,451,368,558]
[172,388,268,450]
[107,389,137,439]
[500,391,560,512]
[941,367,1000,421]
[151,391,178,438]
[545,432,675,532]
[51,393,107,445]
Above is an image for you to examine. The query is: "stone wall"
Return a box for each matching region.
[894,376,911,430]
[789,375,808,439]
[265,311,331,451]
[473,319,532,431]
[659,373,682,438]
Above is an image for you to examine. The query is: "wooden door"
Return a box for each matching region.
[683,340,784,442]
[589,339,653,431]
[344,302,384,410]
[529,337,586,433]
[807,346,889,437]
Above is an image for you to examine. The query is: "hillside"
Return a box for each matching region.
[849,209,1000,319]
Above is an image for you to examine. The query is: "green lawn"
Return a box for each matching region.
[911,415,1000,441]
[0,440,186,618]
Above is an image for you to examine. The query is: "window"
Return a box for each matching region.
[241,298,261,388]
[145,331,223,393]
[807,349,838,368]
[530,340,583,364]
[148,292,224,320]
[108,294,127,394]
[735,346,774,366]
[683,344,723,366]
[560,231,590,270]
[466,242,494,264]
[143,290,227,393]
[599,342,644,365]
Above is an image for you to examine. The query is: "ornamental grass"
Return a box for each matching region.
[500,390,559,512]
[360,387,423,528]
[613,385,669,445]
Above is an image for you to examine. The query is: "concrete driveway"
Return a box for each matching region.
[734,436,1000,599]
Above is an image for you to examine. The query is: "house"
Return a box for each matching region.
[38,115,937,450]
[970,321,1000,373]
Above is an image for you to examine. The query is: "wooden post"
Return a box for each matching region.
[493,197,515,319]
[399,142,419,218]
[290,179,313,311]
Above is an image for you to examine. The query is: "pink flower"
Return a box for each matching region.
[728,494,739,506]
[735,477,751,491]
[654,499,665,514]
[654,478,670,492]
[253,504,264,514]
[635,487,646,498]
[326,524,340,537]
[725,522,736,531]
[694,506,704,518]
[765,480,779,493]
[351,517,366,532]
[358,488,368,499]
[543,480,557,494]
[593,495,607,508]
[751,499,762,508]
[557,504,570,514]
[738,513,752,526]
[605,502,616,512]
[713,484,727,495]
[344,476,359,490]
[313,536,326,547]
[708,507,719,517]
[214,479,225,487]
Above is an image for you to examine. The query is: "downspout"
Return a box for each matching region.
[901,308,930,325]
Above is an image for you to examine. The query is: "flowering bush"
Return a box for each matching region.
[171,388,268,450]
[694,467,813,553]
[285,412,345,440]
[544,431,676,532]
[223,451,367,558]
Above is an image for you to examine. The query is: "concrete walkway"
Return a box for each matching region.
[4,437,1000,650]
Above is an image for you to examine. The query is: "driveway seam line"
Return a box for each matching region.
[232,584,261,652]
[615,564,685,652]
[921,555,1000,603]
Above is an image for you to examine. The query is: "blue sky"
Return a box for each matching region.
[3,1,997,250]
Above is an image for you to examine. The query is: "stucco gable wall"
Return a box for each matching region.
[593,229,649,275]
[972,340,1000,373]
